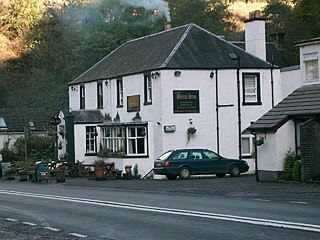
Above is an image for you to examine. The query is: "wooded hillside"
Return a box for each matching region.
[0,0,319,114]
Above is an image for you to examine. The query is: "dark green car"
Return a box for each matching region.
[153,149,249,180]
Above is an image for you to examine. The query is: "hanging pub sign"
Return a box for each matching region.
[173,90,200,113]
[127,95,140,112]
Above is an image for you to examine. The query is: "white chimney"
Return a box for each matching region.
[165,21,171,30]
[244,10,266,61]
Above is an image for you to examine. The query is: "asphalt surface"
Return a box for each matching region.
[59,174,320,205]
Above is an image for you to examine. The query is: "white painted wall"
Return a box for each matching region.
[245,20,266,61]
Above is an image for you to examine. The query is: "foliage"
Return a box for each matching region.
[113,112,120,122]
[132,112,142,121]
[94,159,106,168]
[282,150,300,181]
[97,147,112,158]
[0,140,20,162]
[167,0,235,35]
[14,135,54,162]
[104,113,112,122]
[292,159,301,182]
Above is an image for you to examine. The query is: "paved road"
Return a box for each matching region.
[0,174,319,239]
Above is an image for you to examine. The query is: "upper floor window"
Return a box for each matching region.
[86,126,97,155]
[0,117,7,130]
[117,78,123,107]
[80,85,85,109]
[242,73,261,105]
[144,74,152,104]
[97,81,103,109]
[304,53,319,82]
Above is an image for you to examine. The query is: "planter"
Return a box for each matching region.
[94,167,105,180]
[55,169,65,183]
[19,172,29,182]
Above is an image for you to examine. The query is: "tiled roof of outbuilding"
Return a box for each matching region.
[70,23,272,85]
[0,108,50,132]
[248,84,320,132]
[72,110,104,124]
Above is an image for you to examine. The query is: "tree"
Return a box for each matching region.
[167,0,235,35]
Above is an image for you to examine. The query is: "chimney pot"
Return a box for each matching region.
[165,21,171,30]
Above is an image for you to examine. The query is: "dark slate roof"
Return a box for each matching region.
[248,84,320,132]
[231,41,296,68]
[70,23,272,85]
[0,108,51,132]
[72,110,104,124]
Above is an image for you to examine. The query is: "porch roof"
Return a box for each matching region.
[72,110,104,124]
[248,84,320,132]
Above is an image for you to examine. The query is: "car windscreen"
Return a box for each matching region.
[158,150,173,160]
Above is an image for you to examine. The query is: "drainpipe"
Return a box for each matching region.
[254,132,260,182]
[215,69,220,154]
[270,57,275,108]
[236,59,242,160]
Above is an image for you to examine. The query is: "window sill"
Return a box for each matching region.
[116,105,123,108]
[85,153,97,156]
[144,102,152,106]
[242,102,262,106]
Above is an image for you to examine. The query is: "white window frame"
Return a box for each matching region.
[241,135,254,157]
[80,85,85,109]
[86,126,97,155]
[303,52,319,82]
[144,74,152,104]
[127,126,147,156]
[243,73,260,104]
[117,78,123,107]
[101,127,125,153]
[97,81,103,109]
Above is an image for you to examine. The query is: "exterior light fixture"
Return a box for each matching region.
[71,86,78,91]
[210,71,214,78]
[105,80,109,86]
[174,71,181,77]
[151,72,161,79]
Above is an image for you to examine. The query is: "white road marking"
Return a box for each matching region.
[69,233,87,238]
[22,221,37,226]
[253,198,271,202]
[290,201,308,205]
[5,218,19,222]
[44,226,60,232]
[1,189,320,233]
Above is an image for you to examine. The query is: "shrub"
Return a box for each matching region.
[282,150,299,181]
[292,160,301,182]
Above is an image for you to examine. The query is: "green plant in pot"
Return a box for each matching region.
[94,159,106,180]
[17,159,33,181]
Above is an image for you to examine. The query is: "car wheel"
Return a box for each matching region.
[166,174,177,180]
[179,167,191,180]
[229,165,240,177]
[216,173,226,178]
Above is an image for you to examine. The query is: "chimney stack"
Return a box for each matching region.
[244,10,266,61]
[165,21,171,30]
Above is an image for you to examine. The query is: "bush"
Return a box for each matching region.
[292,160,301,182]
[282,150,300,181]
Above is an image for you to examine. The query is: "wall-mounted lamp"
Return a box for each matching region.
[210,71,214,78]
[189,118,193,125]
[174,71,181,77]
[151,72,161,79]
[71,86,78,91]
[105,80,109,86]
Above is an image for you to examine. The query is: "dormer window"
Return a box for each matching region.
[304,52,319,82]
[29,121,35,130]
[0,117,7,131]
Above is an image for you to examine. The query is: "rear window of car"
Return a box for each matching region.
[173,151,188,159]
[158,151,173,160]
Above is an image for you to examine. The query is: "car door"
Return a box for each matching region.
[186,150,209,174]
[202,150,226,173]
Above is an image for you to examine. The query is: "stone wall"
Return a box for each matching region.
[300,119,320,182]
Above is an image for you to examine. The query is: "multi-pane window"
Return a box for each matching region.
[97,81,103,109]
[101,127,125,153]
[86,126,97,154]
[242,73,261,104]
[127,126,147,156]
[241,135,254,157]
[100,125,147,157]
[80,85,85,109]
[304,53,319,82]
[117,78,123,107]
[144,74,152,104]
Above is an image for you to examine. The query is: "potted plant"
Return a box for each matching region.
[132,112,142,122]
[113,112,120,122]
[254,137,264,146]
[97,147,112,158]
[4,168,16,180]
[94,159,106,180]
[187,127,197,142]
[104,113,112,123]
[133,164,141,179]
[17,159,33,181]
[123,165,133,180]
